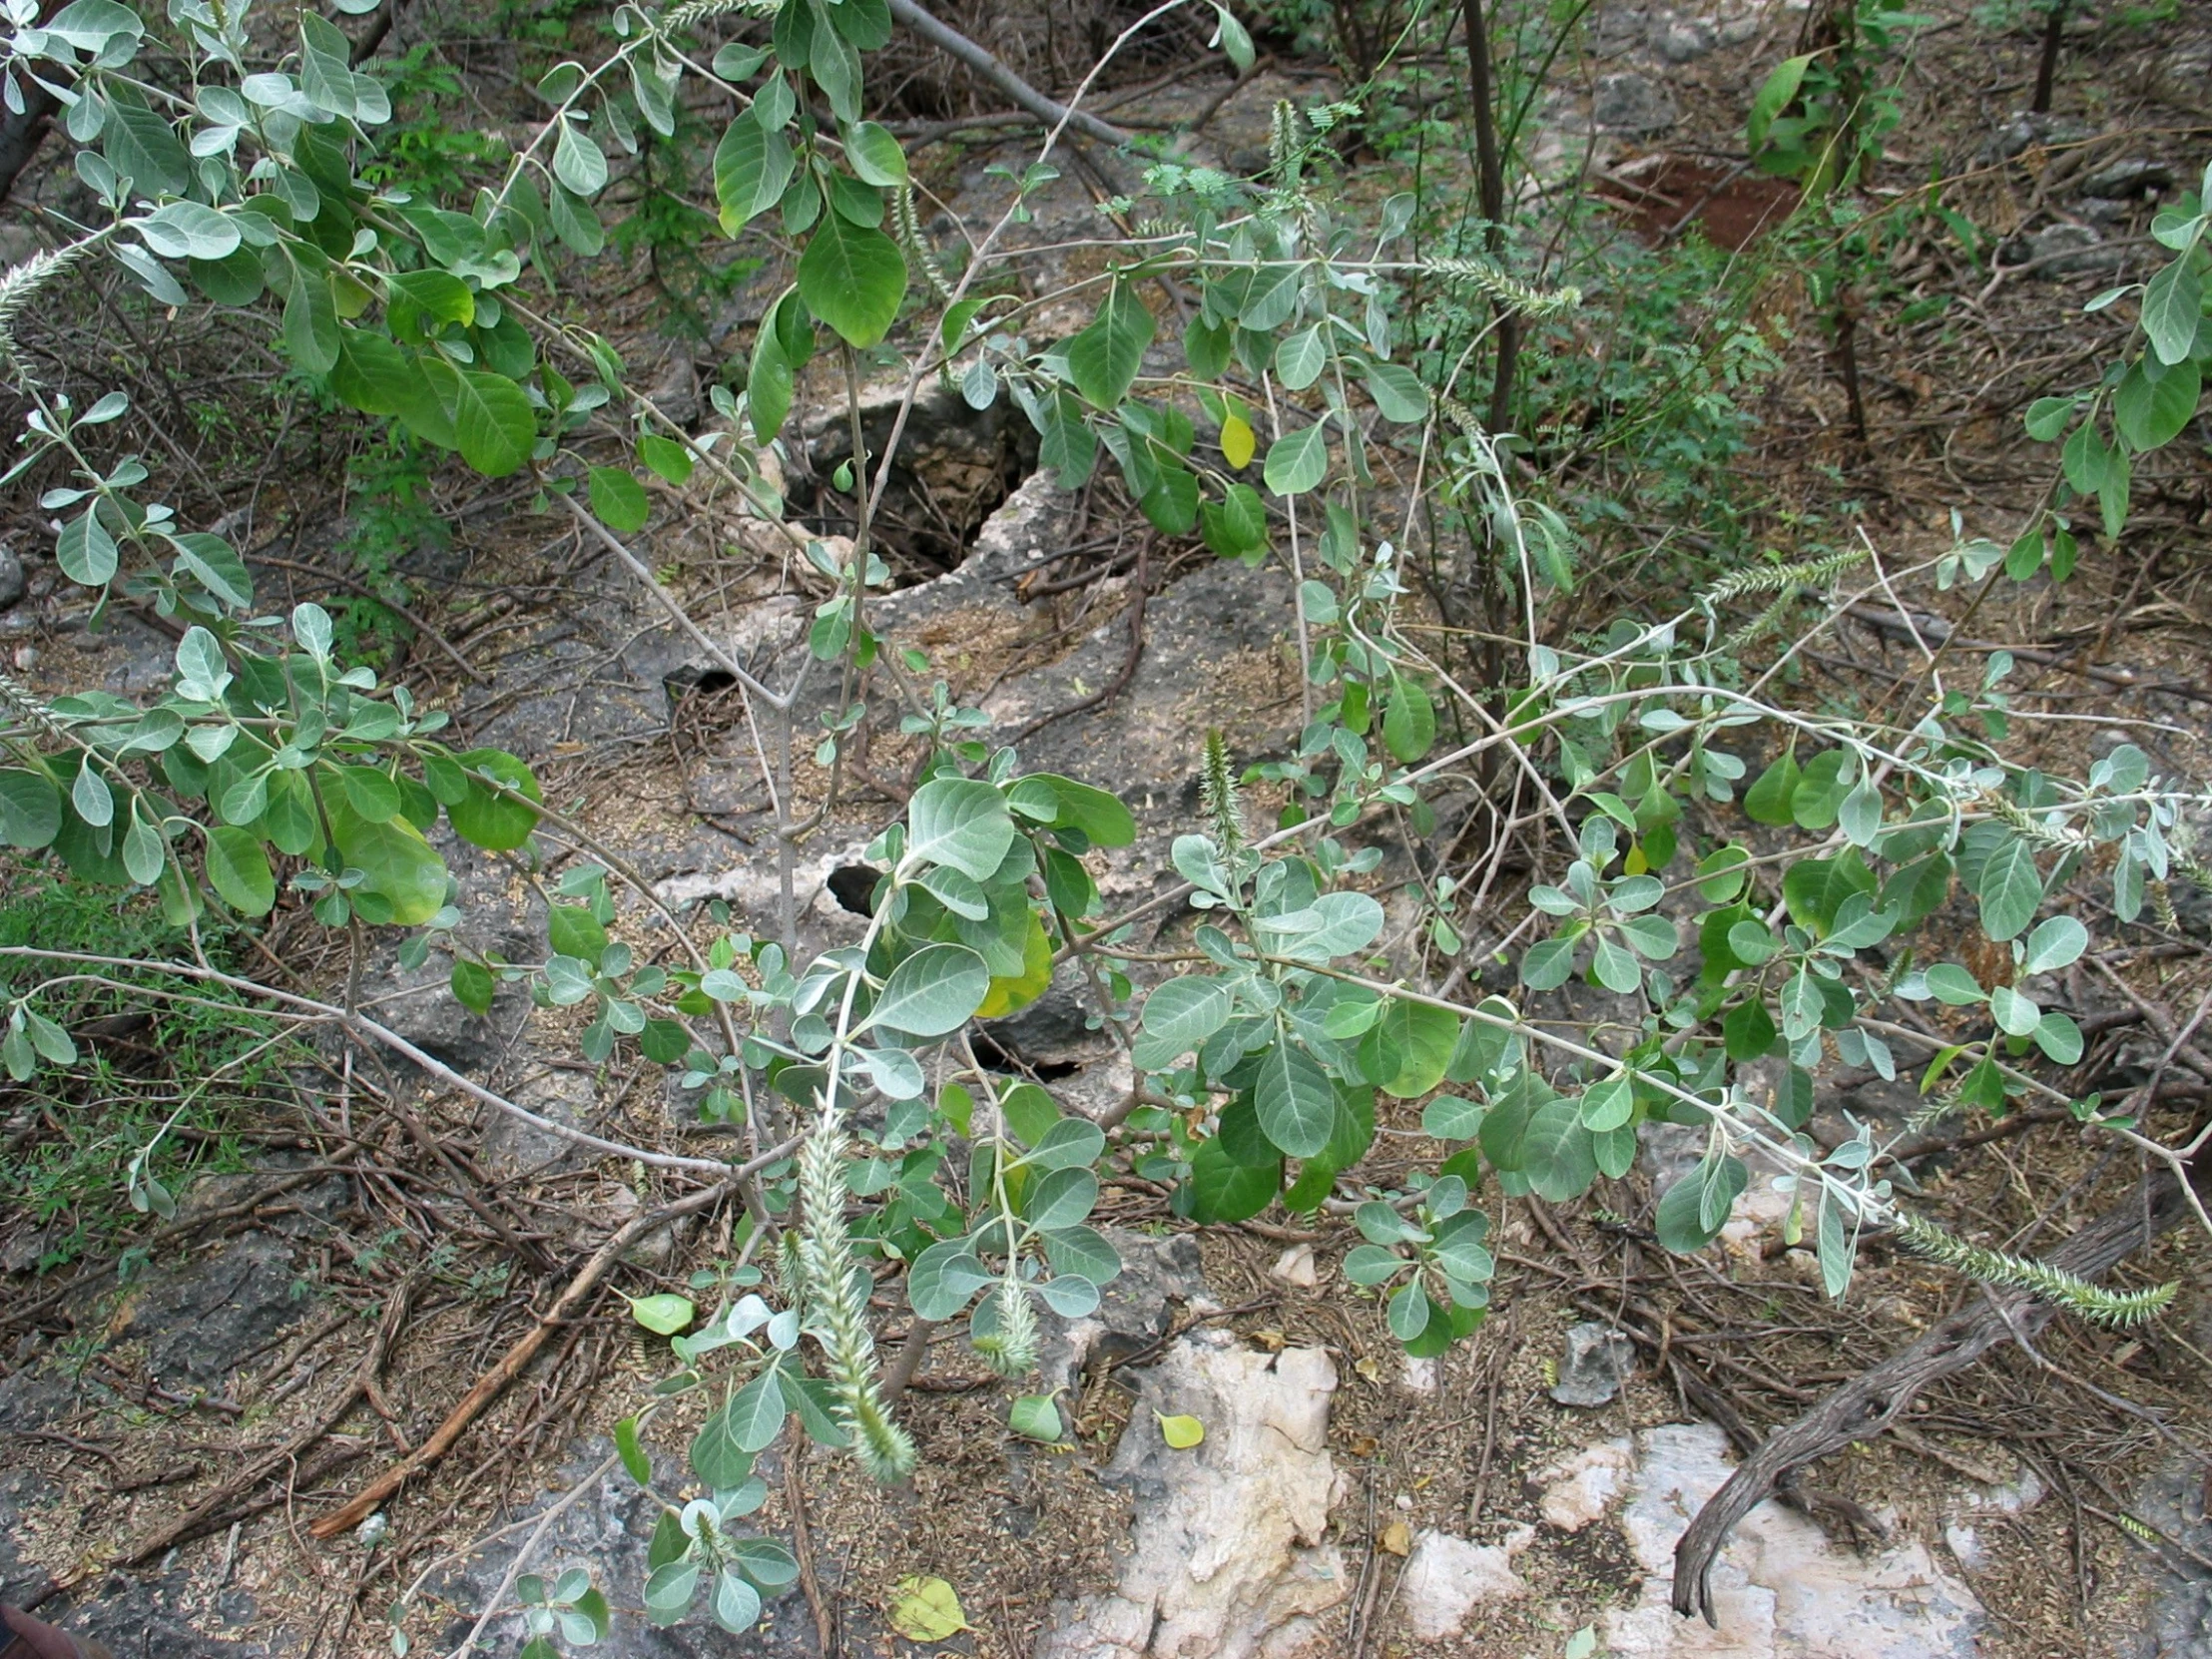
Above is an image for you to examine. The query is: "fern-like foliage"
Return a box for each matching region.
[1890,1210,2177,1328]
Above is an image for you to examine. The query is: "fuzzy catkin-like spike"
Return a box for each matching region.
[1200,729,1246,862]
[1428,258,1582,319]
[0,668,70,746]
[796,1103,917,1479]
[0,241,96,377]
[1981,790,2089,852]
[1700,545,1870,605]
[973,1277,1038,1379]
[894,187,954,305]
[662,0,779,26]
[1890,1210,2178,1328]
[1720,589,1799,657]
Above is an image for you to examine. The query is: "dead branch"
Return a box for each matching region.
[306,1179,736,1539]
[885,0,1131,148]
[1671,1166,2196,1625]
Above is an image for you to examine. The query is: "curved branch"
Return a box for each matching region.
[1671,1166,2196,1625]
[885,0,1132,149]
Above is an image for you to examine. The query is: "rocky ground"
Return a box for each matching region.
[4,0,2212,1654]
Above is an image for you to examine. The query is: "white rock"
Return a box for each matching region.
[1270,1243,1319,1289]
[1036,1337,1348,1659]
[1398,1528,1531,1640]
[1538,1437,1638,1531]
[1942,1522,1984,1572]
[1601,1423,1983,1658]
[1400,1356,1440,1393]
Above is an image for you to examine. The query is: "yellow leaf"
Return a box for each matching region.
[1220,412,1256,470]
[1156,1412,1206,1449]
[887,1576,969,1642]
[1624,842,1648,875]
[1380,1520,1412,1556]
[975,910,1052,1018]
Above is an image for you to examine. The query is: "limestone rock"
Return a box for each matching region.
[1593,73,1679,134]
[1398,1528,1531,1641]
[1035,1333,1348,1658]
[1551,1322,1636,1406]
[1601,1423,1982,1657]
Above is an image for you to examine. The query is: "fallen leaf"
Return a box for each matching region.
[1156,1412,1206,1449]
[887,1576,968,1642]
[1354,1355,1382,1382]
[1380,1521,1412,1556]
[1346,1432,1381,1458]
[628,1294,695,1336]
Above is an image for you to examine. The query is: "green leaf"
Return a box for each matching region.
[1367,998,1457,1099]
[1975,832,2042,941]
[1747,54,1812,153]
[1187,1135,1280,1222]
[1004,773,1136,846]
[905,777,1015,880]
[2142,257,2204,367]
[866,942,990,1037]
[56,509,118,587]
[444,368,535,478]
[283,260,339,374]
[1066,280,1156,409]
[1742,747,1801,826]
[326,792,447,925]
[725,1369,789,1452]
[2113,356,2200,451]
[553,117,607,196]
[1364,360,1427,422]
[1655,1155,1746,1254]
[1254,1038,1337,1157]
[1579,1072,1634,1132]
[715,112,795,232]
[908,1240,992,1319]
[1133,976,1232,1069]
[140,201,241,261]
[589,465,651,532]
[1273,324,1327,390]
[104,99,190,196]
[1025,1166,1099,1230]
[1010,1393,1062,1441]
[1263,421,1329,496]
[1156,1411,1206,1449]
[1517,1097,1597,1202]
[204,825,275,915]
[2023,396,2076,442]
[0,770,64,849]
[450,957,495,1016]
[548,902,609,966]
[844,119,908,186]
[1382,673,1435,764]
[2019,914,2088,976]
[796,214,907,348]
[445,749,541,850]
[630,1294,695,1335]
[639,433,695,485]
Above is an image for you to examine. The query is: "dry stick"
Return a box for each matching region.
[783,1440,836,1656]
[115,1275,421,1568]
[308,1179,740,1539]
[884,0,1131,148]
[1671,1166,2195,1625]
